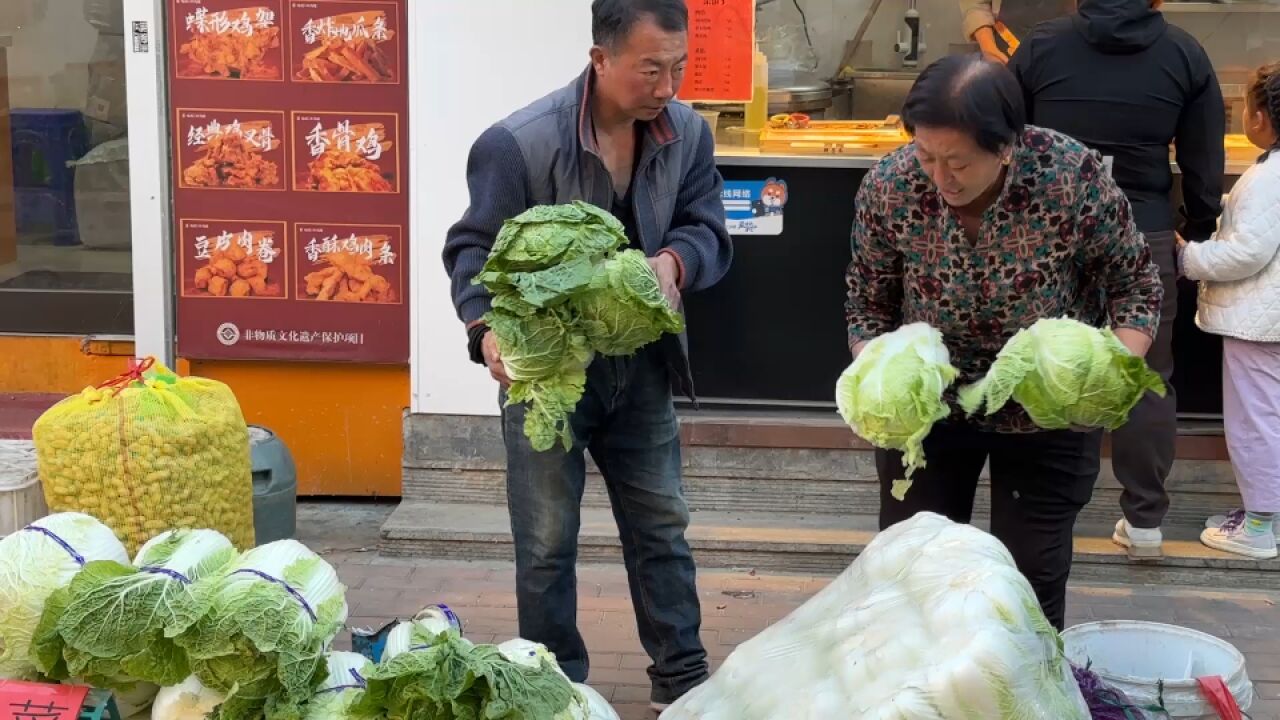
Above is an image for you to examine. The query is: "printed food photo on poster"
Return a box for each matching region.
[296,223,402,304]
[292,112,398,192]
[173,0,285,80]
[290,1,400,83]
[176,109,287,190]
[180,220,289,299]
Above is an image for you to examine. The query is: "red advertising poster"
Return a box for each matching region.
[679,0,754,103]
[168,0,409,362]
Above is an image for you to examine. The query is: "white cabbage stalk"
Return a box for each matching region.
[0,512,129,679]
[384,610,466,661]
[302,652,373,720]
[660,513,1090,720]
[497,638,567,678]
[113,682,161,718]
[152,675,224,720]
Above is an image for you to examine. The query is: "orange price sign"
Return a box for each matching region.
[0,682,90,720]
[679,0,754,102]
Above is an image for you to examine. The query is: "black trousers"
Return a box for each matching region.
[1111,229,1178,529]
[877,424,1103,631]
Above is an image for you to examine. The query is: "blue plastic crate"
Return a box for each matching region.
[15,187,80,246]
[11,110,87,246]
[11,109,88,192]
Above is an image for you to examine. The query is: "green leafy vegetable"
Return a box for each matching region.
[170,539,348,720]
[0,512,130,680]
[474,203,685,452]
[575,250,684,356]
[958,317,1166,431]
[835,323,958,500]
[481,202,628,273]
[35,529,236,688]
[354,627,584,720]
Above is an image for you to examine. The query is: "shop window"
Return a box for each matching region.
[0,0,133,334]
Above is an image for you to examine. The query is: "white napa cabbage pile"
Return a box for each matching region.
[660,513,1090,720]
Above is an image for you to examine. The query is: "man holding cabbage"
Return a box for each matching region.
[844,55,1163,630]
[442,0,732,712]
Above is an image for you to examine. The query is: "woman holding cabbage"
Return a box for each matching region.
[845,54,1162,629]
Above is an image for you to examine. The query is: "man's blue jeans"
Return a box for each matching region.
[501,346,708,704]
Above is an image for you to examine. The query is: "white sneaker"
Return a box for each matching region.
[1112,518,1164,560]
[1206,509,1245,530]
[1201,518,1279,560]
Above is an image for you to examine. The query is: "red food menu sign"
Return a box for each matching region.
[680,0,754,103]
[168,0,409,362]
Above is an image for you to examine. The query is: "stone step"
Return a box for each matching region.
[404,460,1241,532]
[380,502,1280,591]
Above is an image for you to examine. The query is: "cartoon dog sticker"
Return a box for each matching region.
[752,178,788,217]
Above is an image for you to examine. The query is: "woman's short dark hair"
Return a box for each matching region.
[901,54,1026,154]
[591,0,688,50]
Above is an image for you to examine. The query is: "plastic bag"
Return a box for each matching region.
[70,137,131,249]
[660,513,1089,720]
[33,358,255,554]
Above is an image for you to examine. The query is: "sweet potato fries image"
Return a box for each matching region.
[297,11,395,83]
[193,236,281,298]
[304,239,396,303]
[179,9,281,79]
[184,130,280,189]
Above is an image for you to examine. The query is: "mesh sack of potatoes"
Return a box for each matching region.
[32,358,255,554]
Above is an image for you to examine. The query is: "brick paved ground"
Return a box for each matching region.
[304,504,1280,719]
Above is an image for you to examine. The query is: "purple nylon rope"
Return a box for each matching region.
[140,566,192,584]
[314,668,367,694]
[232,568,318,621]
[23,525,86,566]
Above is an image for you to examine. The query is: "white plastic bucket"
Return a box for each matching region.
[0,439,46,536]
[1063,621,1253,717]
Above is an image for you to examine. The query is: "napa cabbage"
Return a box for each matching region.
[475,204,685,452]
[302,652,375,720]
[660,513,1090,720]
[170,539,348,720]
[31,529,236,688]
[835,323,958,500]
[355,623,584,720]
[574,250,684,356]
[0,512,129,680]
[959,317,1166,431]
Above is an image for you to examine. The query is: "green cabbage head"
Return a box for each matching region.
[958,317,1166,431]
[836,323,958,500]
[575,249,684,356]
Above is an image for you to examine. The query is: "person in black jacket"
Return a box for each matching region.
[1009,0,1225,559]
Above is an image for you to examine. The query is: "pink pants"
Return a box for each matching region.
[1223,337,1280,513]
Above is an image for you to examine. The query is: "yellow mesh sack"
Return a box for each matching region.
[32,358,255,554]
